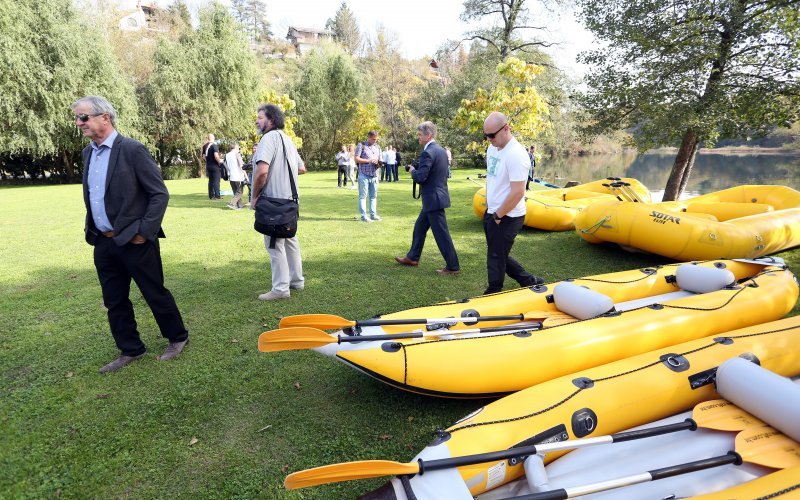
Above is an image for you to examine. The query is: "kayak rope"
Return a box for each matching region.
[579,216,611,234]
[447,322,800,434]
[756,483,800,500]
[526,196,582,210]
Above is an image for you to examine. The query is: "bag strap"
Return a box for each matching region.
[279,134,298,203]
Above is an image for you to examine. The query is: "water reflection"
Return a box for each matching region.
[540,151,800,200]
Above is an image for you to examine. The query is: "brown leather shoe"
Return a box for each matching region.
[159,338,189,361]
[394,256,419,267]
[436,268,461,275]
[99,353,146,374]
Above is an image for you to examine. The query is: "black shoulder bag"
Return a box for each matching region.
[254,136,299,248]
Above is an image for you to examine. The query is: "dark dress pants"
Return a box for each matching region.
[207,165,221,198]
[94,237,188,356]
[407,209,460,271]
[482,212,535,294]
[392,164,399,181]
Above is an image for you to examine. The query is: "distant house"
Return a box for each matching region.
[286,26,333,55]
[119,1,164,32]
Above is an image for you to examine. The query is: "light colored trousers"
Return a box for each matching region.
[264,235,304,293]
[358,175,379,219]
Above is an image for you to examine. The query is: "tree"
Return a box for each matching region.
[455,57,550,151]
[234,0,270,42]
[460,0,556,58]
[140,3,259,171]
[0,0,141,179]
[325,2,361,54]
[363,26,423,148]
[577,0,800,200]
[289,43,363,166]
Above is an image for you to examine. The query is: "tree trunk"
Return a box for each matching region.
[662,128,699,201]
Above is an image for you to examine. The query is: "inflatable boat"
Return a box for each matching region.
[299,317,800,499]
[472,178,651,231]
[574,185,800,260]
[261,258,797,397]
[477,358,800,499]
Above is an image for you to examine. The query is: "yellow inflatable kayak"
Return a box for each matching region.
[574,185,800,260]
[354,316,800,498]
[472,178,651,231]
[691,466,800,499]
[264,258,797,397]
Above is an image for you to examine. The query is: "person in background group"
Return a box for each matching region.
[347,144,357,188]
[251,104,307,301]
[336,145,351,188]
[384,146,397,182]
[393,148,401,181]
[445,147,453,179]
[526,144,537,191]
[482,111,544,294]
[73,95,189,373]
[354,130,382,222]
[203,133,222,199]
[395,121,460,275]
[226,143,247,209]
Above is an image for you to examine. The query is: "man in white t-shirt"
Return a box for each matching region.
[482,111,544,294]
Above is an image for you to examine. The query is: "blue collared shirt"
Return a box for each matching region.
[87,130,118,232]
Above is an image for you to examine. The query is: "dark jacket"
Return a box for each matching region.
[82,133,169,246]
[411,141,451,212]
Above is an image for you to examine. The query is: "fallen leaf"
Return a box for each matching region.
[230,338,239,343]
[65,372,74,378]
[262,324,269,327]
[407,416,414,422]
[96,394,110,399]
[55,489,62,498]
[281,464,290,474]
[379,434,392,440]
[188,437,198,446]
[294,382,301,390]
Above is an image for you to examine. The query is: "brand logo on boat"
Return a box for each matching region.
[651,211,680,225]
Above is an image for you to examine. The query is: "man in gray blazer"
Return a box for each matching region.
[395,121,460,274]
[74,95,188,373]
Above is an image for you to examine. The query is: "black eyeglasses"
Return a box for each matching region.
[483,122,508,140]
[74,113,103,123]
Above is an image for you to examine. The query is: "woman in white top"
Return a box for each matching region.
[347,144,357,189]
[225,143,247,209]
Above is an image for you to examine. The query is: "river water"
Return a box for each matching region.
[538,150,800,201]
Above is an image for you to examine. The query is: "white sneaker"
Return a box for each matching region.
[290,282,304,290]
[258,290,290,301]
[361,217,373,223]
[371,215,382,221]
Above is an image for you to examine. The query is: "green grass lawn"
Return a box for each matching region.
[2,170,799,498]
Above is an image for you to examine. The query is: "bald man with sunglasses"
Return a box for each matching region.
[481,112,544,294]
[74,95,189,373]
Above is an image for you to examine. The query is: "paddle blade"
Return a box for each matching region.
[284,460,419,490]
[737,426,800,469]
[278,314,355,330]
[693,399,766,431]
[258,327,336,352]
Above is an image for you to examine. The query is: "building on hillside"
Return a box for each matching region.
[119,1,165,32]
[286,26,333,55]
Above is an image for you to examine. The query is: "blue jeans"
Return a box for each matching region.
[358,175,378,219]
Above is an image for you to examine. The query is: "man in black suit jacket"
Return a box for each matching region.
[395,122,460,274]
[73,96,189,373]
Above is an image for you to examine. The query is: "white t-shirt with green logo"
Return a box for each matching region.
[485,137,531,217]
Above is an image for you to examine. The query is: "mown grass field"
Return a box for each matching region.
[2,170,799,498]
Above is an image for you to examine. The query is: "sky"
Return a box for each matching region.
[147,0,597,79]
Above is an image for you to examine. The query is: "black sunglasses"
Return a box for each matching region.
[483,122,507,140]
[74,113,103,123]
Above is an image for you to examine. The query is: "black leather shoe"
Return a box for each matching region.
[99,353,146,374]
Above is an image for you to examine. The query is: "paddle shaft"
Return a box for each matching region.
[516,453,741,499]
[354,314,525,328]
[416,419,696,474]
[337,324,541,343]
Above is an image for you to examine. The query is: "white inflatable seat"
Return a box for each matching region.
[675,264,735,293]
[553,282,615,320]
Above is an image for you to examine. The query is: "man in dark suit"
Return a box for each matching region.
[73,96,189,373]
[394,121,460,275]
